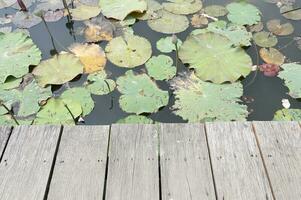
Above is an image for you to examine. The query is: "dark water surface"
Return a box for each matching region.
[1,0,301,124]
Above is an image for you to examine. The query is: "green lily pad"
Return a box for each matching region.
[0,77,52,117]
[70,4,101,21]
[0,0,15,9]
[86,71,116,95]
[266,19,294,36]
[117,115,153,123]
[145,55,176,80]
[278,63,301,98]
[171,72,248,122]
[105,34,152,68]
[33,53,84,87]
[117,70,169,114]
[204,5,228,17]
[281,5,301,20]
[0,77,22,90]
[163,0,202,15]
[99,0,147,20]
[132,0,162,20]
[147,10,189,34]
[0,114,33,125]
[61,87,94,116]
[179,32,252,83]
[0,32,41,84]
[273,109,301,121]
[156,36,182,53]
[253,31,278,48]
[226,2,261,25]
[34,98,82,125]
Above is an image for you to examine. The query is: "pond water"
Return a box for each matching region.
[0,0,301,124]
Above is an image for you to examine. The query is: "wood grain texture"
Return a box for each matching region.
[0,126,61,200]
[106,124,159,200]
[253,121,301,200]
[205,122,273,200]
[47,126,110,200]
[159,124,216,200]
[0,126,11,159]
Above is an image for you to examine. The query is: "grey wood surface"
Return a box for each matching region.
[0,126,61,200]
[205,122,273,200]
[47,126,110,200]
[0,126,11,159]
[105,124,159,200]
[253,121,301,200]
[159,124,216,200]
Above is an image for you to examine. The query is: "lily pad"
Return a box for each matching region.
[147,10,189,34]
[43,10,64,22]
[84,16,115,42]
[61,87,94,116]
[116,70,169,114]
[99,0,147,20]
[204,5,228,17]
[0,32,41,84]
[12,11,42,29]
[69,43,106,74]
[179,32,252,83]
[105,34,152,68]
[259,48,285,65]
[273,109,301,121]
[86,71,116,95]
[33,53,84,87]
[163,0,202,15]
[70,4,101,21]
[145,55,176,80]
[253,31,278,48]
[156,36,182,53]
[0,0,15,9]
[278,63,301,98]
[34,98,82,125]
[266,19,294,36]
[226,2,261,25]
[170,72,248,122]
[191,14,208,28]
[281,5,301,20]
[132,0,162,20]
[117,115,153,123]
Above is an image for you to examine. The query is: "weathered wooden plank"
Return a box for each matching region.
[47,126,110,200]
[0,126,11,160]
[253,121,301,199]
[0,126,61,200]
[106,124,159,200]
[205,122,273,200]
[159,124,216,200]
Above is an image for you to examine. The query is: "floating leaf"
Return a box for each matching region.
[273,109,301,121]
[156,36,182,53]
[34,98,82,125]
[253,31,278,47]
[163,0,202,15]
[12,11,42,29]
[61,87,94,116]
[33,53,83,87]
[99,0,147,20]
[204,5,228,17]
[116,70,169,114]
[171,72,248,122]
[117,115,153,123]
[281,5,301,20]
[259,48,285,65]
[248,21,263,32]
[226,2,261,25]
[191,14,208,28]
[179,32,252,83]
[266,19,294,36]
[86,71,116,95]
[147,10,189,34]
[278,63,301,98]
[70,4,101,21]
[69,43,106,74]
[84,16,115,42]
[0,76,52,117]
[145,55,176,80]
[105,34,152,68]
[0,32,41,84]
[0,0,15,9]
[132,0,162,20]
[43,10,64,22]
[35,0,71,11]
[0,114,32,125]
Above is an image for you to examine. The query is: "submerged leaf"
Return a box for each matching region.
[33,53,83,87]
[116,71,169,114]
[0,32,41,84]
[145,55,176,80]
[278,63,301,98]
[171,72,248,122]
[179,32,252,83]
[105,34,152,68]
